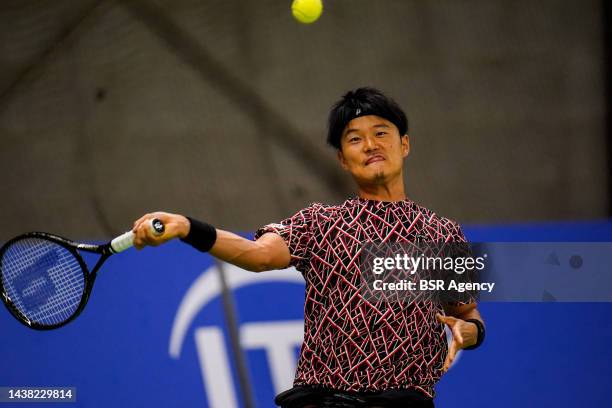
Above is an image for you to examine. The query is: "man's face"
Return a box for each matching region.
[337,115,409,185]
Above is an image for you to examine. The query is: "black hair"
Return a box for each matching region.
[326,87,408,150]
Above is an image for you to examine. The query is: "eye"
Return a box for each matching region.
[376,131,387,137]
[349,136,361,143]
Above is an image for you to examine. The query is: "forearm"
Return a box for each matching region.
[169,215,287,272]
[208,230,278,272]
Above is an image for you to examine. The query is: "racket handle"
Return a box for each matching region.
[110,218,165,253]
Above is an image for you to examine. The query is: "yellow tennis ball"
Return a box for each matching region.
[292,0,323,24]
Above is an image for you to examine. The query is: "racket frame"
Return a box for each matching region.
[0,232,110,330]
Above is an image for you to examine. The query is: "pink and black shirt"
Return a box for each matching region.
[255,196,470,397]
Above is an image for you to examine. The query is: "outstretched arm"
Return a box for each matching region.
[131,211,290,272]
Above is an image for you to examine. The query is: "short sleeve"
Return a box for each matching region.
[447,219,468,243]
[254,205,314,270]
[445,220,479,306]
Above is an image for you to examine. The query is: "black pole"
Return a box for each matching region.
[603,0,612,216]
[214,260,256,408]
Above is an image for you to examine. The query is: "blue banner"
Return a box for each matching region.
[1,221,611,407]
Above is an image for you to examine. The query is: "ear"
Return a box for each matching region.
[401,134,410,158]
[337,149,349,170]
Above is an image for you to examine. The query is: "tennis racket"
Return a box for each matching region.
[0,219,165,330]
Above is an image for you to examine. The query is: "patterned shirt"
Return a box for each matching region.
[255,196,470,397]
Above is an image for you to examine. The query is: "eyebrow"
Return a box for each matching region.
[343,128,359,137]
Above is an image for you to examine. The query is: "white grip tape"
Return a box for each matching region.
[110,219,163,254]
[110,231,135,253]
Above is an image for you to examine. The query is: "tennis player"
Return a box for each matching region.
[132,87,485,408]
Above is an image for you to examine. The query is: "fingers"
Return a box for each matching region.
[140,219,161,245]
[133,222,149,250]
[436,313,457,326]
[134,241,144,250]
[132,212,170,249]
[442,355,450,373]
[443,339,459,373]
[452,325,464,345]
[438,313,461,373]
[132,213,151,232]
[130,212,190,250]
[133,234,145,250]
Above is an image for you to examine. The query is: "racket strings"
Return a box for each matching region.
[1,238,86,326]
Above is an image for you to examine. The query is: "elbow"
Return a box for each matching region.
[245,262,269,273]
[238,238,288,273]
[249,245,290,272]
[243,247,273,273]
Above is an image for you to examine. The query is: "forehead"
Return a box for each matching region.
[343,115,397,135]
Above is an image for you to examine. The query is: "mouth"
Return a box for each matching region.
[365,155,385,166]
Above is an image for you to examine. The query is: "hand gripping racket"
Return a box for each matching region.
[0,219,165,330]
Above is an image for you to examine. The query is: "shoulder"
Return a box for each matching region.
[408,200,467,241]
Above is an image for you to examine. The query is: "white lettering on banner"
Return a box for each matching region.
[169,264,305,408]
[195,327,238,408]
[241,322,304,393]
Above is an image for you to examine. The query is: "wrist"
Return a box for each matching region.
[463,319,485,350]
[179,216,217,252]
[177,215,191,239]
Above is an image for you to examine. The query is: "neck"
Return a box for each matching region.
[356,174,406,202]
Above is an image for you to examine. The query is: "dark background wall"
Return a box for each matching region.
[0,0,608,240]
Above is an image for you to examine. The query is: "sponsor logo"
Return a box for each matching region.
[169,263,304,408]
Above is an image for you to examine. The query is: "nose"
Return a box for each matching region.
[363,135,379,152]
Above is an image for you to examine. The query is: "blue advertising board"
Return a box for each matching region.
[1,221,611,407]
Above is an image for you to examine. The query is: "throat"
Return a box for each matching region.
[357,182,407,202]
